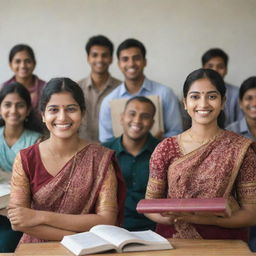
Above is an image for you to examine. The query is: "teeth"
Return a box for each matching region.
[55,124,71,128]
[197,111,210,114]
[131,125,140,131]
[127,68,136,73]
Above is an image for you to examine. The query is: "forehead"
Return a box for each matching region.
[119,47,143,58]
[46,91,78,105]
[243,88,256,97]
[204,57,225,66]
[12,50,32,59]
[89,45,111,54]
[125,100,154,114]
[188,78,218,93]
[2,92,25,102]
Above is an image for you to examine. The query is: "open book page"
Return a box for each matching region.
[110,95,164,138]
[90,225,172,252]
[0,182,11,209]
[61,232,116,255]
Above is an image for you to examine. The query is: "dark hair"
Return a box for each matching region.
[201,48,228,67]
[117,39,146,59]
[0,83,42,132]
[124,96,156,117]
[239,76,256,100]
[9,44,36,64]
[183,68,226,128]
[85,35,114,56]
[40,78,86,113]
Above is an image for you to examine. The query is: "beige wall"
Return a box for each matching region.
[0,0,255,97]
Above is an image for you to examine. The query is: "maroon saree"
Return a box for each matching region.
[146,130,256,241]
[10,143,125,243]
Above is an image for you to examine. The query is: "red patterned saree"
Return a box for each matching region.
[10,143,125,243]
[146,130,256,241]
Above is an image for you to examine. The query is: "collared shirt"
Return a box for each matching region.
[226,117,256,140]
[78,75,121,142]
[103,133,160,231]
[99,77,183,142]
[224,83,243,126]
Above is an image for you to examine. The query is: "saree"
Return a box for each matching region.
[9,143,125,243]
[146,130,256,241]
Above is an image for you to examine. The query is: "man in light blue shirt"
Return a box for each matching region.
[99,38,183,142]
[202,48,243,126]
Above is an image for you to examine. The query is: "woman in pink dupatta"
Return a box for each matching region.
[7,78,125,244]
[145,69,256,241]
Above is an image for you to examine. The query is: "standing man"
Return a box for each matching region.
[103,96,159,231]
[78,35,121,142]
[99,38,183,142]
[202,48,242,126]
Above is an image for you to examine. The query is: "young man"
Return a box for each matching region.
[202,48,242,126]
[99,38,183,142]
[103,96,159,231]
[78,35,121,142]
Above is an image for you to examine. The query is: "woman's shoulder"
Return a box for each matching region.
[222,129,253,143]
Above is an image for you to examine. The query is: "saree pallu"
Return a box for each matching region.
[10,143,125,243]
[146,130,256,241]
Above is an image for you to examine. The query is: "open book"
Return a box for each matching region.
[0,170,11,209]
[61,225,172,255]
[137,198,232,217]
[110,95,164,138]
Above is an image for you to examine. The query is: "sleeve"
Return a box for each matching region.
[161,87,183,137]
[9,153,31,208]
[95,163,118,214]
[99,97,114,143]
[145,138,175,199]
[236,145,256,204]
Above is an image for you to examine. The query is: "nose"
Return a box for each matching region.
[198,96,209,108]
[10,105,17,113]
[127,58,135,67]
[133,114,142,123]
[57,109,67,121]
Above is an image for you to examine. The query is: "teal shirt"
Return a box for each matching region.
[0,127,41,172]
[103,133,160,231]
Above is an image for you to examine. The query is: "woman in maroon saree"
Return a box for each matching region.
[145,69,256,241]
[7,78,125,243]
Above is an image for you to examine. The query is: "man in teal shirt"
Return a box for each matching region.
[103,96,159,231]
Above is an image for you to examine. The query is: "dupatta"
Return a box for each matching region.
[148,130,256,240]
[16,143,125,243]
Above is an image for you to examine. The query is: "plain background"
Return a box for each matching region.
[0,0,255,97]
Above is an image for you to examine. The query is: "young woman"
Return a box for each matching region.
[0,83,42,252]
[145,69,256,241]
[8,78,125,244]
[2,44,45,114]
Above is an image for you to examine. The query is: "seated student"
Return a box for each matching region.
[226,77,256,140]
[226,76,256,251]
[7,78,125,244]
[78,35,121,142]
[103,96,159,231]
[0,83,42,252]
[99,38,183,142]
[1,44,45,115]
[145,69,256,241]
[202,48,242,126]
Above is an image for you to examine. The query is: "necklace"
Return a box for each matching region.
[187,129,221,145]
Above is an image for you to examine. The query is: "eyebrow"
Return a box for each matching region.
[47,104,79,108]
[188,90,219,94]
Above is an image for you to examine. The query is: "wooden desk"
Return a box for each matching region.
[13,239,253,256]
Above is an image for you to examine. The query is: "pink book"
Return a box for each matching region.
[136,198,231,217]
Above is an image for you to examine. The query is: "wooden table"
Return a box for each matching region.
[11,239,253,256]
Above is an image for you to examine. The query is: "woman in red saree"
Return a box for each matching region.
[145,69,256,241]
[7,78,125,243]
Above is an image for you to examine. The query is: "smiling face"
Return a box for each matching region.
[0,92,30,128]
[183,78,225,127]
[118,47,146,82]
[203,57,227,79]
[42,91,83,140]
[9,50,35,80]
[87,45,112,75]
[240,88,256,121]
[121,99,154,142]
